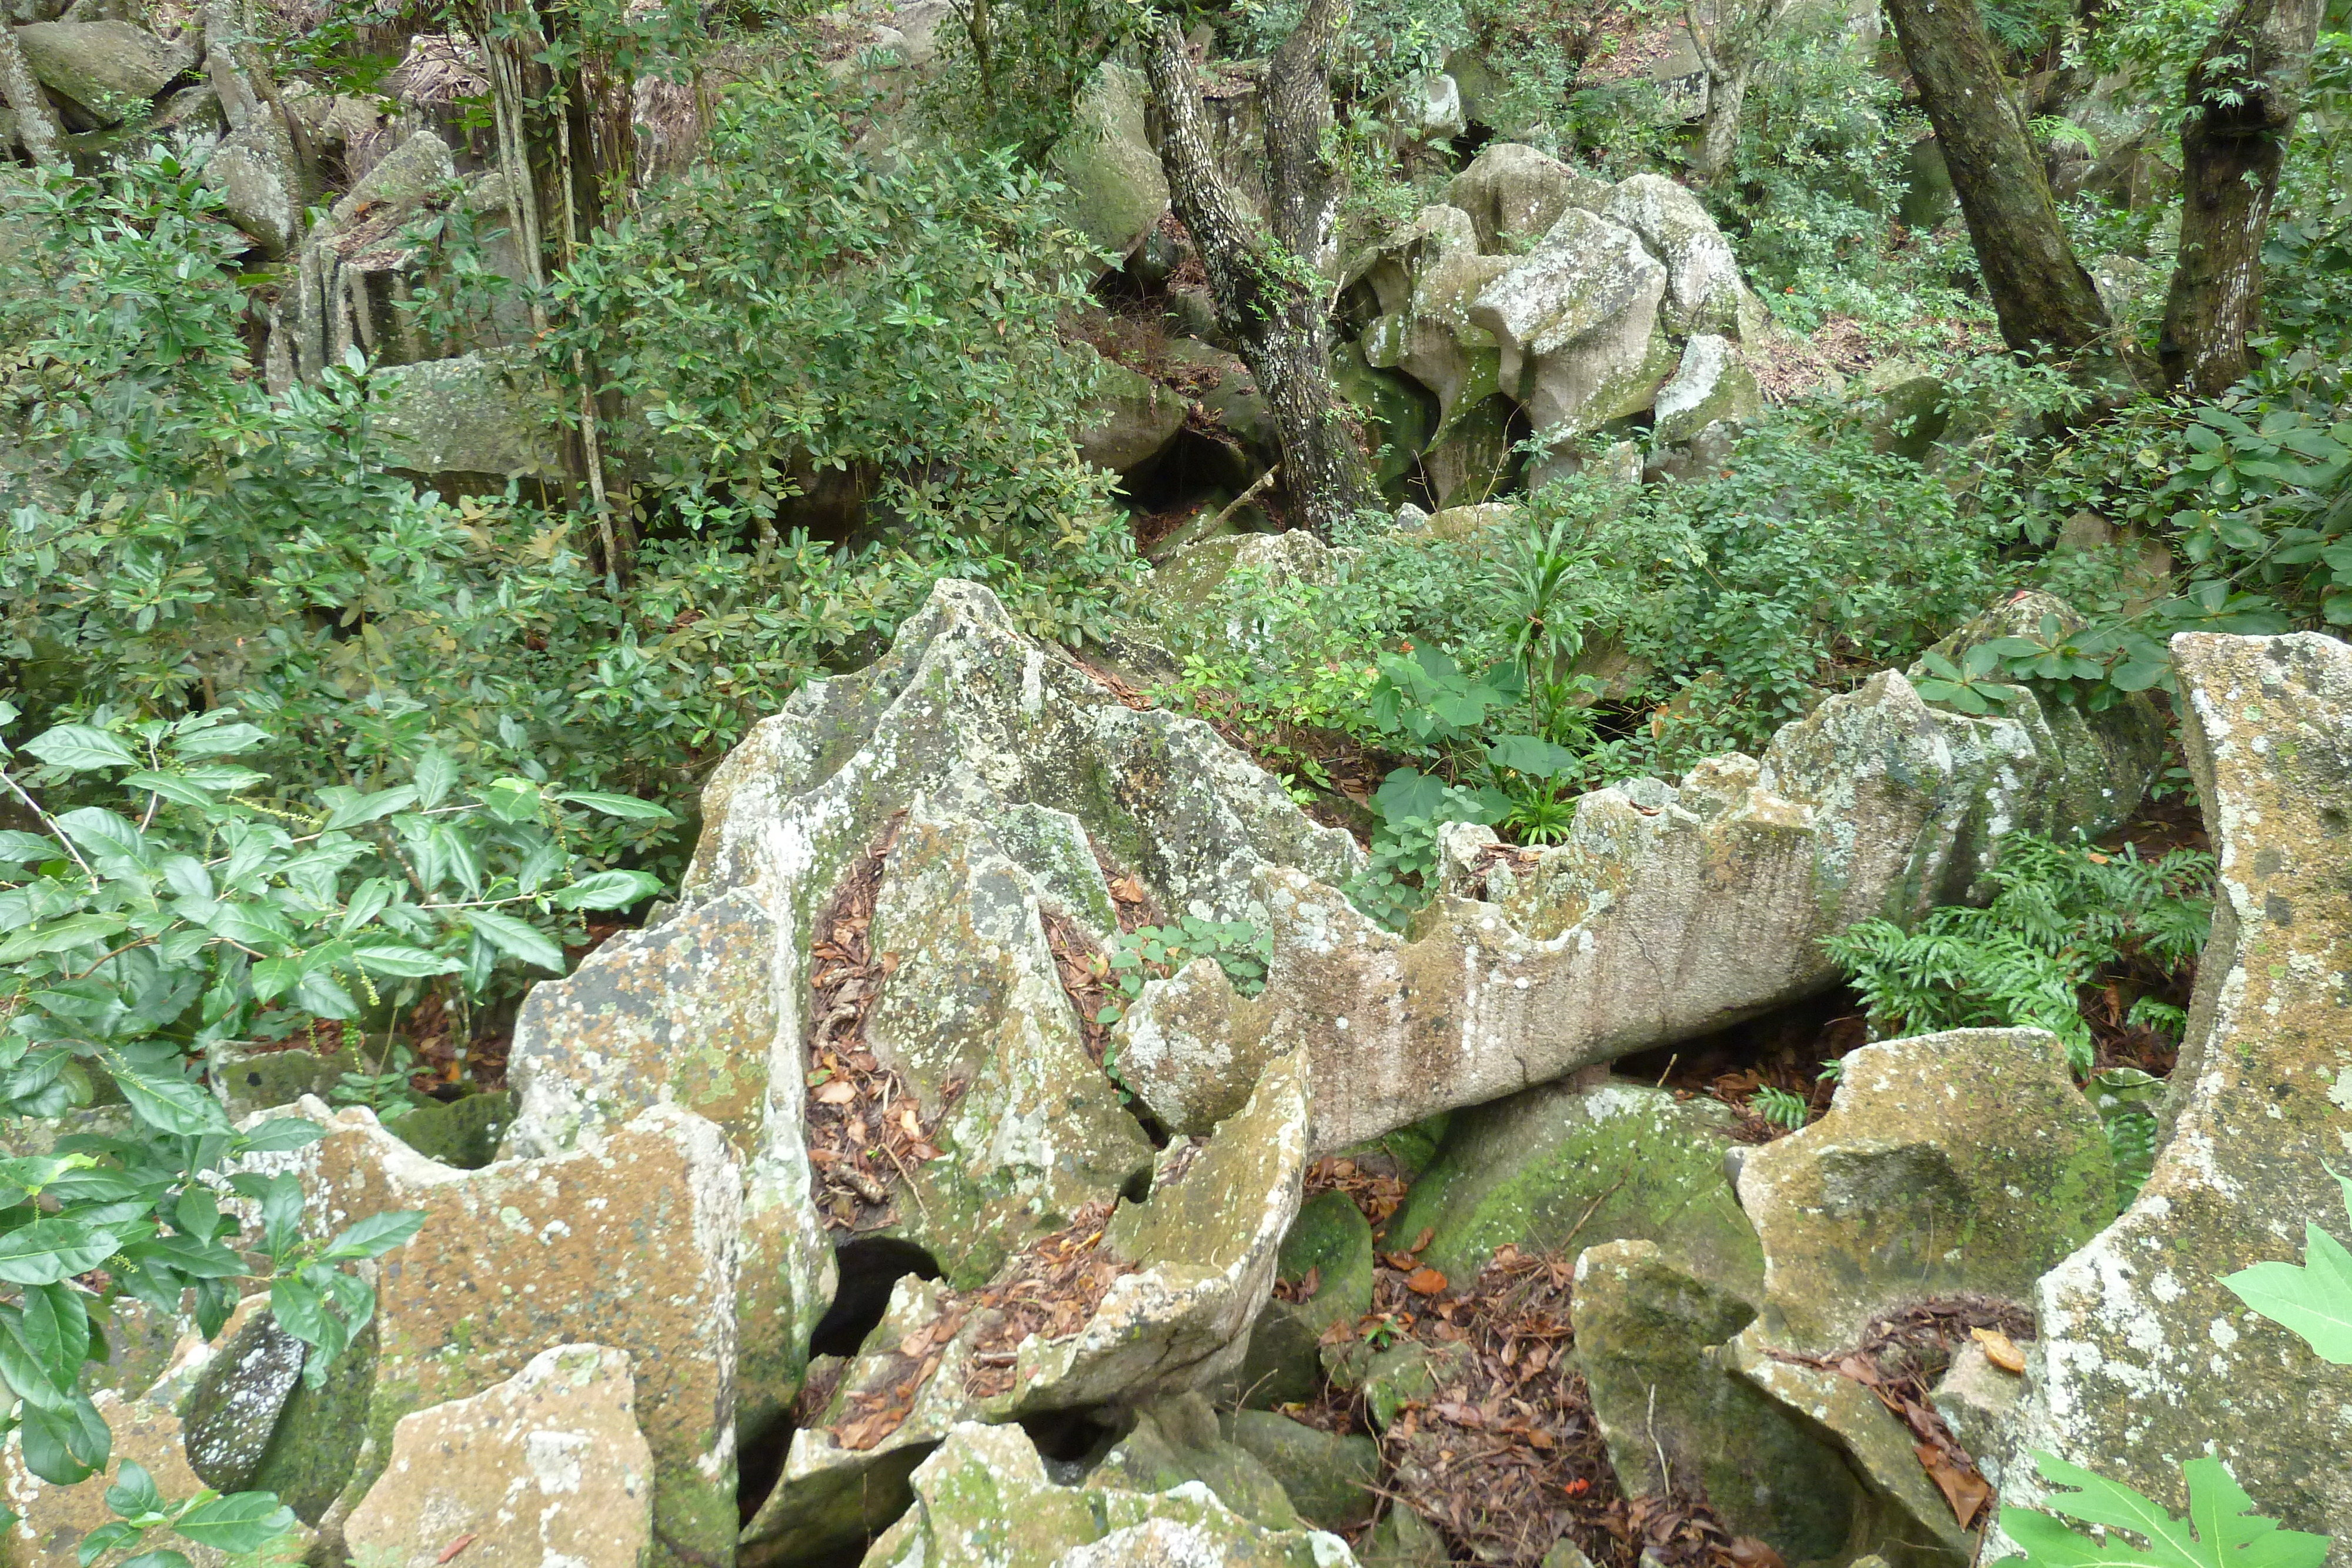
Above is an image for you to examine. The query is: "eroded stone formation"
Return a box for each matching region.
[8,586,2344,1568]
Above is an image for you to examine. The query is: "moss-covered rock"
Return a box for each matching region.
[1090,1395,1304,1530]
[1048,63,1168,269]
[863,803,1154,1288]
[1572,1239,1863,1563]
[1222,1410,1380,1531]
[1387,1079,1762,1299]
[2000,631,2352,1557]
[382,1089,512,1169]
[864,1421,1351,1568]
[1240,1189,1374,1407]
[1737,1027,2113,1353]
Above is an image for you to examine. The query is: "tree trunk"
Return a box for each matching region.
[1143,12,1369,538]
[2159,0,2323,396]
[1885,0,2117,360]
[1689,57,1752,184]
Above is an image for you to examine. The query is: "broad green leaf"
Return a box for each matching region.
[23,1279,92,1379]
[169,723,269,758]
[1996,1452,2329,1568]
[235,1118,326,1154]
[347,941,462,977]
[0,914,130,964]
[18,1394,111,1485]
[413,751,457,810]
[2219,1170,2352,1363]
[77,1520,141,1565]
[113,1067,232,1139]
[318,785,418,832]
[21,726,136,772]
[1487,734,1578,779]
[322,1208,425,1261]
[120,772,216,808]
[466,909,565,972]
[104,1459,162,1520]
[116,1233,249,1280]
[0,830,58,861]
[557,790,674,821]
[547,870,663,911]
[118,1550,193,1568]
[172,1492,298,1552]
[0,1218,120,1284]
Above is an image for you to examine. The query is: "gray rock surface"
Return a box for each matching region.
[1999,631,2352,1561]
[343,1344,654,1568]
[1737,1027,2114,1354]
[1469,206,1674,436]
[1445,142,1608,254]
[229,1099,740,1568]
[1651,333,1761,446]
[180,1307,305,1493]
[13,19,186,121]
[1602,174,1765,338]
[1384,1079,1761,1299]
[1050,62,1167,268]
[369,350,566,485]
[1077,358,1187,475]
[1572,1239,1866,1563]
[860,1421,1355,1568]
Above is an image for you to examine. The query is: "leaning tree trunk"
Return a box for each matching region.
[1688,56,1752,184]
[1144,11,1370,538]
[1885,0,2118,361]
[2159,0,2323,396]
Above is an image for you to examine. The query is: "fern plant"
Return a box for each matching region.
[1820,833,2214,1074]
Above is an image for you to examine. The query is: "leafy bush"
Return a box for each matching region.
[1822,832,2213,1074]
[545,55,1130,569]
[0,702,648,1533]
[1095,917,1274,1027]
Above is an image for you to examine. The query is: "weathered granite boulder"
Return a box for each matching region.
[229,1099,740,1568]
[1468,206,1675,436]
[1651,333,1762,446]
[1113,601,2161,1152]
[1362,210,1511,433]
[1050,62,1168,268]
[1571,1239,1867,1563]
[1737,1027,2114,1355]
[1238,1188,1373,1408]
[1224,1410,1380,1532]
[741,1052,1309,1564]
[1999,631,2352,1557]
[1602,174,1765,339]
[181,1305,305,1493]
[206,111,305,256]
[13,19,187,122]
[1723,1323,1975,1568]
[856,801,1155,1286]
[862,1421,1355,1568]
[1076,358,1187,476]
[509,577,1357,1449]
[1385,1079,1762,1299]
[343,1344,654,1568]
[369,350,566,487]
[1929,1343,2023,1487]
[1091,1393,1304,1530]
[1445,142,1609,254]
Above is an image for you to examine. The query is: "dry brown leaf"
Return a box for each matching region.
[1916,1443,1992,1527]
[1409,1226,1435,1253]
[1727,1537,1788,1568]
[813,1079,858,1106]
[1406,1266,1449,1296]
[1971,1326,2027,1373]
